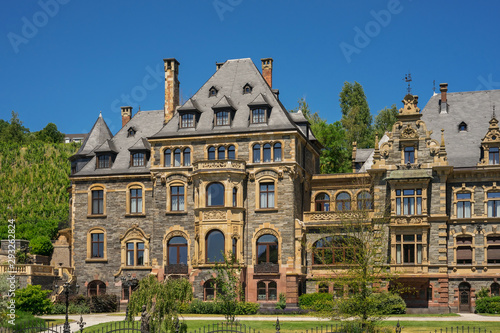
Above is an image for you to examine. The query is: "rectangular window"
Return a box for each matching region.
[259,183,275,209]
[92,190,104,215]
[396,189,422,215]
[137,242,144,266]
[395,233,424,264]
[251,108,266,124]
[91,233,104,258]
[126,242,145,266]
[181,113,194,128]
[97,155,110,169]
[130,189,142,214]
[457,193,471,218]
[216,111,229,126]
[487,192,500,217]
[404,147,415,164]
[490,147,500,165]
[126,243,134,266]
[487,238,500,264]
[171,186,185,211]
[131,152,145,167]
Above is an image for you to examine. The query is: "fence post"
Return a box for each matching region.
[275,318,280,333]
[77,314,86,333]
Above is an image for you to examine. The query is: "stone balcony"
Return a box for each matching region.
[192,159,246,173]
[164,263,188,275]
[0,264,56,276]
[303,210,373,224]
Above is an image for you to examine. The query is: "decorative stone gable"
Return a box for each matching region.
[478,116,500,166]
[398,94,421,117]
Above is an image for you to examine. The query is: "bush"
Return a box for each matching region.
[182,300,259,315]
[5,311,45,331]
[275,293,286,310]
[311,298,335,312]
[30,236,54,256]
[476,287,490,299]
[369,292,406,315]
[257,308,309,315]
[89,294,118,313]
[475,296,500,314]
[235,302,260,315]
[14,285,53,315]
[298,293,333,309]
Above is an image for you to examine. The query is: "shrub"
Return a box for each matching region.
[89,294,118,313]
[275,293,286,310]
[369,292,406,315]
[7,311,45,331]
[14,285,53,315]
[235,302,260,315]
[476,287,490,299]
[298,292,333,309]
[188,299,222,314]
[257,308,309,315]
[30,235,54,256]
[475,296,500,314]
[311,298,335,312]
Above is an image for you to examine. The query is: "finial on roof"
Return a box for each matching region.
[440,129,445,147]
[432,80,437,96]
[99,111,102,118]
[493,103,496,119]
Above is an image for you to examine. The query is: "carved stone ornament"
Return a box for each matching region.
[248,172,255,181]
[396,163,422,170]
[401,125,419,139]
[204,210,226,220]
[380,142,391,158]
[398,94,421,115]
[394,217,423,224]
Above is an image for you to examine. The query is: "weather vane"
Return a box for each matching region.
[403,72,412,94]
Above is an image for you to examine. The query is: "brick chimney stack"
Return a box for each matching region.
[121,106,132,127]
[440,83,448,113]
[163,58,180,124]
[261,58,273,88]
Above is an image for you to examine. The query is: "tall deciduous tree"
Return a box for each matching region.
[373,105,398,139]
[36,123,65,143]
[213,252,243,322]
[339,82,373,149]
[127,275,192,332]
[0,111,30,144]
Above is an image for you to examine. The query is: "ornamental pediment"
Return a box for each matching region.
[400,125,419,140]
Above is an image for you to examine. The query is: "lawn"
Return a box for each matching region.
[82,320,500,333]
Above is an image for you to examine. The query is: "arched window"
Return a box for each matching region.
[87,227,107,261]
[357,191,372,210]
[183,148,191,166]
[207,183,224,207]
[168,236,187,265]
[206,230,225,263]
[318,282,329,293]
[257,281,277,301]
[228,145,235,159]
[313,236,358,265]
[257,234,278,264]
[456,236,473,264]
[208,147,216,160]
[336,192,351,211]
[174,149,181,167]
[204,279,222,300]
[459,122,467,132]
[88,280,106,296]
[253,144,261,163]
[233,187,238,207]
[315,193,330,211]
[263,144,271,162]
[218,146,226,160]
[273,143,282,162]
[491,282,500,297]
[164,149,171,167]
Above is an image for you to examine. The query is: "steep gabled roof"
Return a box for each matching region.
[73,114,112,157]
[421,89,500,168]
[151,58,299,138]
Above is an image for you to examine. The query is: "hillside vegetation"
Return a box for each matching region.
[0,112,79,255]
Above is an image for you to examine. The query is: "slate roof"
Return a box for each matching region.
[151,58,306,139]
[421,89,500,168]
[73,110,164,176]
[74,114,112,157]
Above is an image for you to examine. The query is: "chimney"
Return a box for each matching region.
[121,106,132,127]
[440,83,448,113]
[163,58,180,124]
[261,58,273,88]
[216,62,225,71]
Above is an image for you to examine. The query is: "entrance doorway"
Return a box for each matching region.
[458,282,471,312]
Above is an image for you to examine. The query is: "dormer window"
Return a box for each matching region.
[209,87,218,97]
[459,122,467,132]
[490,147,500,165]
[251,108,267,124]
[243,84,252,94]
[131,152,146,167]
[216,111,229,126]
[180,113,194,128]
[404,146,415,164]
[127,128,136,137]
[97,155,111,169]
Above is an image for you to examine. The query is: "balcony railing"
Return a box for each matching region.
[0,264,55,275]
[304,211,371,223]
[254,263,279,274]
[192,160,246,172]
[165,264,188,275]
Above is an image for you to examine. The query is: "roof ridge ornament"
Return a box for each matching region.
[398,94,421,116]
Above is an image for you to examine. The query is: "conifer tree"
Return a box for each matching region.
[339,82,373,149]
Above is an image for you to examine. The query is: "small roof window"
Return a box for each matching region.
[458,122,467,132]
[209,86,218,98]
[128,127,136,137]
[243,83,252,95]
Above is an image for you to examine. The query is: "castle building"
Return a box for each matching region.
[69,57,500,313]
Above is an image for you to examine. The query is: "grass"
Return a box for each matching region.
[83,319,500,333]
[387,313,460,317]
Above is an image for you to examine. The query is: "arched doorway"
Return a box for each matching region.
[458,282,471,312]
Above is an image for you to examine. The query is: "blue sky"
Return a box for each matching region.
[1,0,499,135]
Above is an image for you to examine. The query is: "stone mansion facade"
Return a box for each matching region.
[69,57,500,313]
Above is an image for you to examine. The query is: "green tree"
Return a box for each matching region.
[30,235,54,256]
[290,99,351,174]
[0,111,30,144]
[373,105,398,139]
[36,123,65,143]
[213,252,243,322]
[339,82,373,149]
[127,275,192,332]
[14,284,53,315]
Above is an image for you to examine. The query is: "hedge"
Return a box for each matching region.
[475,296,500,314]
